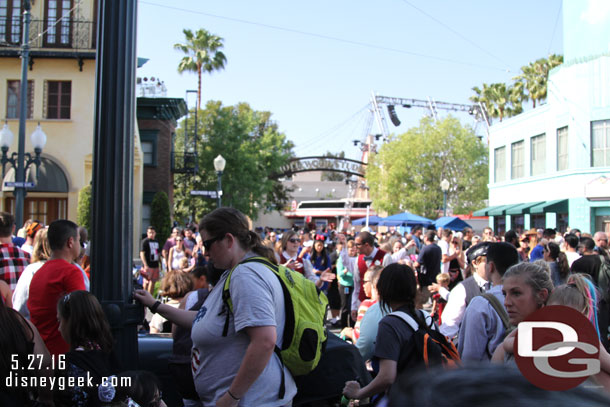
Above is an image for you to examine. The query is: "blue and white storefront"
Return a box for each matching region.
[474,0,610,235]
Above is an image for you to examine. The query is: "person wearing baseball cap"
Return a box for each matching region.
[439,242,492,340]
[21,221,43,255]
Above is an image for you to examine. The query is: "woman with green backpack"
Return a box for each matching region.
[135,208,306,406]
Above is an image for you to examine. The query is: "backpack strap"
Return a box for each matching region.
[390,310,435,331]
[480,293,511,331]
[221,256,287,400]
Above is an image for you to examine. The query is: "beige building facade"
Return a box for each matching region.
[0,0,143,253]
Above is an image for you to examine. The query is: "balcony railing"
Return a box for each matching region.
[0,17,96,50]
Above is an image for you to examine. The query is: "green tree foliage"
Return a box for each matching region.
[513,54,563,108]
[174,28,227,110]
[321,151,346,181]
[150,191,172,247]
[470,82,522,123]
[367,116,488,218]
[173,101,294,221]
[472,55,563,121]
[76,184,92,234]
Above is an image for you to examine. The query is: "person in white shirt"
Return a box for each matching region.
[563,233,581,267]
[439,242,491,340]
[439,229,453,274]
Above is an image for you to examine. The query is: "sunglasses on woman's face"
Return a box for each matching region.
[288,238,299,243]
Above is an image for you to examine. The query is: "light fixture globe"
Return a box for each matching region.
[0,123,14,149]
[30,124,47,150]
[440,178,450,192]
[213,154,226,172]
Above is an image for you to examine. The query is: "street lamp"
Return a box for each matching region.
[213,154,226,207]
[440,178,450,217]
[0,122,46,227]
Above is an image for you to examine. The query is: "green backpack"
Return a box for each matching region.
[222,256,329,398]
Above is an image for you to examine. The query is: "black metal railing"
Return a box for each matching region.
[0,17,96,50]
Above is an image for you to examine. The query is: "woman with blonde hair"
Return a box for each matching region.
[12,228,51,318]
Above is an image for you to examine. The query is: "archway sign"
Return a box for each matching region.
[276,156,366,178]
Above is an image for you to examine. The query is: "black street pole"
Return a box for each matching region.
[216,171,222,207]
[15,0,31,229]
[91,0,141,370]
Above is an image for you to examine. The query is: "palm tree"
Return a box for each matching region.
[513,54,563,108]
[174,28,227,110]
[470,83,496,122]
[471,83,521,122]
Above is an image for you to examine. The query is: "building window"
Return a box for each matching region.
[592,120,610,167]
[0,0,22,45]
[557,127,568,171]
[140,130,158,167]
[142,141,154,165]
[511,141,524,179]
[44,0,73,47]
[494,146,506,183]
[141,203,151,237]
[45,81,71,119]
[530,134,546,176]
[6,80,34,119]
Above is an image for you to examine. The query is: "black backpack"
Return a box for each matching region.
[392,310,460,373]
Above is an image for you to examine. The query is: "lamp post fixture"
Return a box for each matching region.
[440,178,450,217]
[7,0,34,229]
[213,154,226,207]
[0,122,46,228]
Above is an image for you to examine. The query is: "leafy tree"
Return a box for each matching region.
[76,184,92,234]
[321,151,346,181]
[150,191,172,247]
[367,116,488,218]
[174,28,227,110]
[173,101,294,221]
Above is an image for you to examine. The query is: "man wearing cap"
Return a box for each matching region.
[458,242,519,361]
[0,212,30,290]
[439,242,491,340]
[21,221,43,255]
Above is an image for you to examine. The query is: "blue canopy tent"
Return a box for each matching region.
[378,212,434,227]
[352,216,383,226]
[434,216,472,232]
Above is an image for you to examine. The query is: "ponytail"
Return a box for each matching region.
[247,230,277,264]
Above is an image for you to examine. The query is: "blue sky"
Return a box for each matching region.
[136,0,563,160]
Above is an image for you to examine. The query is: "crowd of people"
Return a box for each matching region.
[2,207,610,406]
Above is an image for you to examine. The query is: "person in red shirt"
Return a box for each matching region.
[28,219,85,355]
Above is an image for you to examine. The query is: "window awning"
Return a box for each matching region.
[505,201,545,215]
[529,199,569,214]
[488,204,520,216]
[472,205,500,216]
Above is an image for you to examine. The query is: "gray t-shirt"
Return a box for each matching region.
[191,252,296,406]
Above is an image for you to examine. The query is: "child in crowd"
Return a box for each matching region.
[430,272,450,324]
[340,266,382,343]
[54,290,120,406]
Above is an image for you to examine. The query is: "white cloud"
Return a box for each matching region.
[580,0,610,24]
